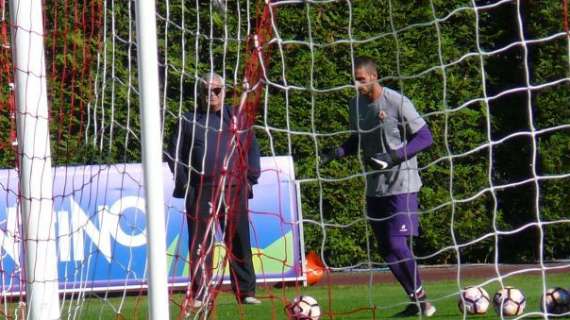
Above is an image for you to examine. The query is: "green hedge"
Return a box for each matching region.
[1,1,567,266]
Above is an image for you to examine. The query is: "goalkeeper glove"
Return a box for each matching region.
[369,150,400,170]
[319,149,338,166]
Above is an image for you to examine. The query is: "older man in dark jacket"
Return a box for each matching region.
[166,72,261,309]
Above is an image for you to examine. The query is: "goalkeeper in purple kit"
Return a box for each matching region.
[320,57,436,317]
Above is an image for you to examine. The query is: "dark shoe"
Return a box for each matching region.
[394,290,436,317]
[394,302,421,317]
[394,301,436,317]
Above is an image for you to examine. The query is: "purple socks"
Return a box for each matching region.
[380,236,422,296]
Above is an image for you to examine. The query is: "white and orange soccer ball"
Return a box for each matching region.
[540,287,570,315]
[286,295,321,320]
[493,287,526,317]
[458,286,490,315]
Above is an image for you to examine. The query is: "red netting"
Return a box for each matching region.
[0,1,16,162]
[176,2,279,317]
[562,0,570,33]
[2,1,570,319]
[44,0,103,157]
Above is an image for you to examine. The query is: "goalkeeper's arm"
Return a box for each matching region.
[393,125,433,160]
[370,125,433,169]
[320,134,358,165]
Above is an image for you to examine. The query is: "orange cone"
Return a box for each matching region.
[305,251,326,286]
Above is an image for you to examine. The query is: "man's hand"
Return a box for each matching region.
[369,151,399,170]
[247,182,254,199]
[319,149,336,166]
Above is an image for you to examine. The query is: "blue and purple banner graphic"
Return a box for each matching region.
[0,156,304,293]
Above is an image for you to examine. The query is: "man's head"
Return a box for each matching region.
[198,72,225,112]
[354,57,378,97]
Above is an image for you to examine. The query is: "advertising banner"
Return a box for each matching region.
[0,156,303,292]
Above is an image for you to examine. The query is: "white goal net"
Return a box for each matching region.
[1,0,569,319]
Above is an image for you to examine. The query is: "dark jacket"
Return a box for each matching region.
[166,107,261,199]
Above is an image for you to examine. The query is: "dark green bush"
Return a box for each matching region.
[1,0,567,266]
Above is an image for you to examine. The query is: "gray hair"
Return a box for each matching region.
[198,72,224,96]
[197,72,225,111]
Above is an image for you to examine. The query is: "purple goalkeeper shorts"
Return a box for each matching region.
[366,193,419,237]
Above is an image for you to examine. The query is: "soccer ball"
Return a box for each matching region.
[540,287,570,315]
[493,287,526,316]
[285,295,321,320]
[458,286,490,315]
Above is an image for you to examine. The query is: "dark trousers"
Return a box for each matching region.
[185,183,256,301]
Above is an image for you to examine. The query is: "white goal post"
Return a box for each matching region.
[9,0,60,318]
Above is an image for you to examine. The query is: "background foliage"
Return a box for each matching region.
[1,0,568,267]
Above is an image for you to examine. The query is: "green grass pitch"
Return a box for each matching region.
[55,271,568,319]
